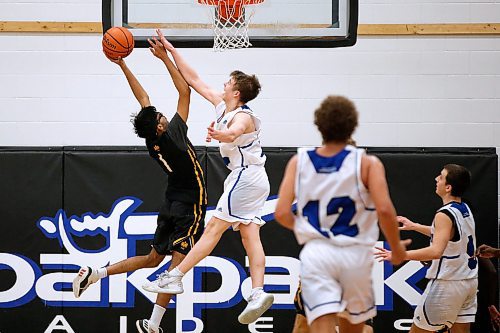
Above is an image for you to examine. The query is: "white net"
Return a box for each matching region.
[198,0,263,51]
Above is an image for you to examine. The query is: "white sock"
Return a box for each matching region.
[170,267,185,277]
[149,304,166,329]
[97,267,108,279]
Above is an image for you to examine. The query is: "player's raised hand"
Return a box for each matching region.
[156,28,175,52]
[206,121,215,142]
[148,36,168,60]
[104,52,125,66]
[397,216,417,231]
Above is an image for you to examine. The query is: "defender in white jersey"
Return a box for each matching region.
[375,164,477,333]
[142,31,274,325]
[276,95,407,333]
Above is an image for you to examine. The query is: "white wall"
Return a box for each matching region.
[0,1,499,216]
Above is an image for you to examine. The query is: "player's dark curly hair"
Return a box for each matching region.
[230,70,261,103]
[314,95,358,143]
[443,164,471,197]
[131,106,158,139]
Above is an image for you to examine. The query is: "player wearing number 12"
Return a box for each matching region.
[375,164,478,333]
[275,95,407,333]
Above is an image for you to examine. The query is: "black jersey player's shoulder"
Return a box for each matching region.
[166,113,189,151]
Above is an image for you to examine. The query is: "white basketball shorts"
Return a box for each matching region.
[213,165,270,230]
[413,278,478,331]
[299,239,376,325]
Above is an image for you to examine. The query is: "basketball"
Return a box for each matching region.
[102,27,134,59]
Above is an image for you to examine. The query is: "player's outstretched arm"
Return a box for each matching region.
[156,29,222,107]
[403,212,452,261]
[365,155,407,265]
[397,216,431,236]
[107,55,150,108]
[206,112,251,143]
[476,244,500,258]
[148,35,190,122]
[275,155,298,230]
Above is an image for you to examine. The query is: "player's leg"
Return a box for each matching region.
[409,324,435,333]
[237,222,274,324]
[293,314,310,333]
[337,317,365,333]
[73,201,175,298]
[137,251,185,333]
[143,216,230,294]
[239,222,265,287]
[450,323,470,333]
[73,247,165,298]
[309,313,337,333]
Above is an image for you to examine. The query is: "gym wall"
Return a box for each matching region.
[0,147,497,333]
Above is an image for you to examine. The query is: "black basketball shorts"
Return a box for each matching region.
[153,199,206,256]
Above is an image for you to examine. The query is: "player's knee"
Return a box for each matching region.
[145,251,164,267]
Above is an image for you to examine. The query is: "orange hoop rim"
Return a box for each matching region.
[198,0,264,6]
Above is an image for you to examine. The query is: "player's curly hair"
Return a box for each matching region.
[230,70,261,103]
[443,164,471,197]
[131,106,158,139]
[314,95,358,143]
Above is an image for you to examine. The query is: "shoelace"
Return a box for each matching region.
[248,289,263,303]
[155,271,169,283]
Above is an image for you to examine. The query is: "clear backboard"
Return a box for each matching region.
[102,0,358,48]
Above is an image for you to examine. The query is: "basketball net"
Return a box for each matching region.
[198,0,264,51]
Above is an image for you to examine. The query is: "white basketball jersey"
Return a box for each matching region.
[293,146,379,246]
[426,202,478,280]
[214,102,266,170]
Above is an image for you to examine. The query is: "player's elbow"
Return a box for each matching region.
[376,205,396,223]
[274,209,293,230]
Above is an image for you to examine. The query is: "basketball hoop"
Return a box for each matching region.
[197,0,264,51]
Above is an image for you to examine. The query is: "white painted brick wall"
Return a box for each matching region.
[0,0,499,219]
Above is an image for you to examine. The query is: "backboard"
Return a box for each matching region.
[102,0,358,48]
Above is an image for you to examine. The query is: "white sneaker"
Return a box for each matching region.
[136,319,163,333]
[238,289,274,324]
[142,269,184,294]
[72,266,99,298]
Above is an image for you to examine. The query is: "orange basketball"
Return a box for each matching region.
[102,27,134,60]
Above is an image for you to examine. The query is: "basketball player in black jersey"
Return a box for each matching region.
[72,35,206,333]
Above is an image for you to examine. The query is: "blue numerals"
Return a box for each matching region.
[302,196,358,238]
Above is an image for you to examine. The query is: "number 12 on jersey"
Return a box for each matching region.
[302,196,359,238]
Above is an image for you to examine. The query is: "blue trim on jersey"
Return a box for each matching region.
[450,202,470,218]
[227,167,253,221]
[223,157,230,166]
[239,141,254,149]
[307,148,351,174]
[216,110,225,123]
[348,305,376,316]
[422,281,446,328]
[433,254,461,279]
[238,147,245,167]
[442,255,460,259]
[304,299,342,311]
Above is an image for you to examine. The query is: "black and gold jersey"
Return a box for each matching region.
[146,113,207,206]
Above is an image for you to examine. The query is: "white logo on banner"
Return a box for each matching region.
[0,196,426,332]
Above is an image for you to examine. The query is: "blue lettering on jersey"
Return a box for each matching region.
[307,149,351,174]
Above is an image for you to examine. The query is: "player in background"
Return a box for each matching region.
[275,95,407,333]
[142,29,274,325]
[375,164,478,333]
[72,35,207,333]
